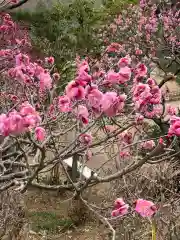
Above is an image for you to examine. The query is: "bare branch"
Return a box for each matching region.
[0,170,28,182]
[63,123,133,160]
[96,144,173,183]
[30,182,74,191]
[80,196,116,240]
[8,0,29,10]
[158,74,176,88]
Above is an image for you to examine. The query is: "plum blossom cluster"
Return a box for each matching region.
[140,140,155,150]
[0,13,15,33]
[57,53,176,159]
[0,14,53,92]
[168,116,180,137]
[166,105,178,116]
[61,53,164,127]
[111,198,157,218]
[62,58,128,125]
[106,0,180,62]
[0,102,45,140]
[0,13,29,49]
[133,70,162,118]
[111,198,129,217]
[8,53,53,91]
[103,61,131,85]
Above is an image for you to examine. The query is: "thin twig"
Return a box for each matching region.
[80,196,116,240]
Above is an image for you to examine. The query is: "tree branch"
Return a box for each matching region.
[96,143,172,183]
[30,182,74,191]
[158,74,176,88]
[63,123,133,160]
[0,170,28,182]
[80,196,116,240]
[8,0,29,9]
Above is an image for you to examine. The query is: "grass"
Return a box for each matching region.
[28,211,73,233]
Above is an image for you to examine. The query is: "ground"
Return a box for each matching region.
[25,189,109,240]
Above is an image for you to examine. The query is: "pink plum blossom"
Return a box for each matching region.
[58,95,71,112]
[166,105,177,116]
[135,199,157,218]
[101,92,126,117]
[11,0,19,3]
[76,69,92,86]
[119,66,131,83]
[104,70,120,85]
[111,204,129,217]
[111,198,129,217]
[20,102,36,116]
[135,114,144,124]
[15,53,29,66]
[118,56,131,67]
[10,95,18,102]
[76,59,90,72]
[135,49,143,55]
[35,127,46,141]
[149,86,161,104]
[0,102,41,137]
[119,131,133,144]
[133,83,152,109]
[38,71,52,90]
[135,63,147,77]
[106,42,122,52]
[66,81,85,100]
[86,85,103,110]
[45,56,54,65]
[4,111,23,135]
[23,114,41,128]
[140,140,155,150]
[159,137,164,145]
[79,133,92,145]
[147,78,156,86]
[168,117,180,137]
[104,125,117,133]
[114,198,126,209]
[119,151,130,159]
[76,105,89,124]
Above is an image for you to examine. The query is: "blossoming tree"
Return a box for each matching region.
[0,0,180,239]
[104,0,180,78]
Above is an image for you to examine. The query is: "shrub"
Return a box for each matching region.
[12,1,103,66]
[29,211,73,233]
